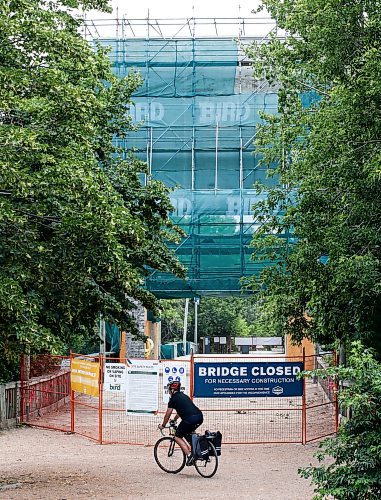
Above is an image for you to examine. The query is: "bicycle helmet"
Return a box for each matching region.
[167,381,181,392]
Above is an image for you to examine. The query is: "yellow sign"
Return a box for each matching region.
[71,359,100,397]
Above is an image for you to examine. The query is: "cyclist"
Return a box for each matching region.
[159,381,203,465]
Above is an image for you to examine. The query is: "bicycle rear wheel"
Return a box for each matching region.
[154,437,186,474]
[194,442,218,478]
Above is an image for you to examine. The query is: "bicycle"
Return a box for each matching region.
[154,421,219,478]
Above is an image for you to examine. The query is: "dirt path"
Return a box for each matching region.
[0,426,318,499]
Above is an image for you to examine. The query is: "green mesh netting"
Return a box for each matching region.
[100,38,281,297]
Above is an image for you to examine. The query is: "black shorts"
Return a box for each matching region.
[175,414,203,438]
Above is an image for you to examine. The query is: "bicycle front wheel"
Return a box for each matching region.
[194,441,218,478]
[154,437,186,474]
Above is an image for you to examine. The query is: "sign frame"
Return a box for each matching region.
[194,361,304,398]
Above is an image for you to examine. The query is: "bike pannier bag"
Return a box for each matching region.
[191,434,209,459]
[205,430,222,456]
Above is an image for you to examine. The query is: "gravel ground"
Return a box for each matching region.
[0,425,320,499]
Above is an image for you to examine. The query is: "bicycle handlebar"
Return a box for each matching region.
[158,420,177,436]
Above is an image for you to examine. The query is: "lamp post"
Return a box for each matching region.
[194,297,200,352]
[182,298,189,356]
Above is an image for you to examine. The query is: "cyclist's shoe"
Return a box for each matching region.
[186,454,194,466]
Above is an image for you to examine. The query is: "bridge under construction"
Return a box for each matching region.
[85,16,298,298]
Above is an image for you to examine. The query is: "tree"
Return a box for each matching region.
[250,295,287,337]
[232,315,251,337]
[159,299,188,343]
[247,0,381,355]
[160,297,258,345]
[299,342,381,499]
[0,0,184,381]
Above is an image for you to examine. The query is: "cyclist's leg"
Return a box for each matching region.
[175,421,192,455]
[174,435,191,455]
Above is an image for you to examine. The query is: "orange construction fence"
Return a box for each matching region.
[21,351,338,445]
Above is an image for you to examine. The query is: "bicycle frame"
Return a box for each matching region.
[155,423,219,478]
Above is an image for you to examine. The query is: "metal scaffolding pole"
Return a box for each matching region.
[149,126,153,176]
[191,127,195,190]
[239,126,245,277]
[84,16,281,297]
[215,122,219,191]
[239,127,243,189]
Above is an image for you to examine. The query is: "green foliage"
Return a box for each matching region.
[159,299,187,343]
[197,298,242,339]
[299,342,381,499]
[250,295,287,337]
[246,0,381,354]
[160,297,257,343]
[232,315,250,337]
[0,0,184,381]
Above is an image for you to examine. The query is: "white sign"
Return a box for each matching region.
[60,358,71,369]
[104,363,126,392]
[234,338,253,346]
[162,362,188,403]
[126,360,159,416]
[220,337,227,345]
[213,337,220,343]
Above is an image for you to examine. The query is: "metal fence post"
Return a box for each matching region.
[302,347,306,444]
[99,354,104,444]
[70,352,75,434]
[190,350,194,400]
[20,353,30,423]
[334,350,339,432]
[15,381,21,424]
[20,354,24,424]
[0,384,5,427]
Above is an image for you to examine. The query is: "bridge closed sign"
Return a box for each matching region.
[194,362,304,398]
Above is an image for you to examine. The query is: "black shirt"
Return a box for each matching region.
[168,391,202,420]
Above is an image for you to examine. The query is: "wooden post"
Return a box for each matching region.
[120,331,127,360]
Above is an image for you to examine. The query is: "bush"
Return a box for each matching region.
[299,342,381,499]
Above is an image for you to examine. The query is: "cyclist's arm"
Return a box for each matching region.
[172,413,180,422]
[159,407,173,429]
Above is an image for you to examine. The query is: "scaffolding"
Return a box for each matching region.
[86,17,285,298]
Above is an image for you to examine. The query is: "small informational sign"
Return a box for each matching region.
[213,337,220,343]
[219,337,227,345]
[71,359,99,397]
[194,362,304,398]
[162,363,188,403]
[126,360,159,415]
[60,358,71,369]
[104,363,127,392]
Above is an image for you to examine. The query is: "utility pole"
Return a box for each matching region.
[99,316,106,356]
